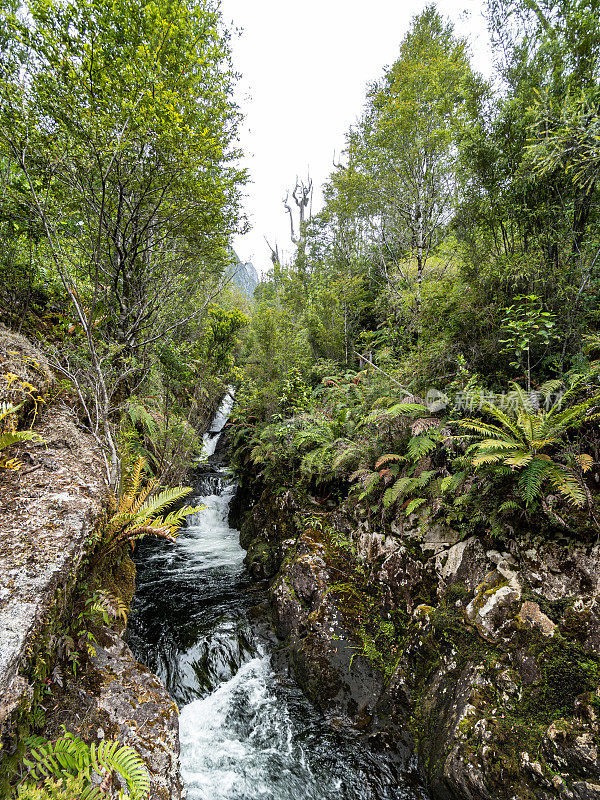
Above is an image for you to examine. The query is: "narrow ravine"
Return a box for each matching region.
[127,395,428,800]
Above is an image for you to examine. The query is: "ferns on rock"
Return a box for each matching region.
[97,456,202,555]
[459,377,600,514]
[0,401,44,469]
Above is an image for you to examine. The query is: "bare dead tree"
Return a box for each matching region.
[283,175,313,246]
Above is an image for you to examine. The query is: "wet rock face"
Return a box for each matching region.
[0,401,104,755]
[0,327,182,796]
[90,629,182,800]
[237,485,600,800]
[272,535,379,716]
[238,488,299,578]
[43,626,181,800]
[396,532,600,800]
[269,529,419,774]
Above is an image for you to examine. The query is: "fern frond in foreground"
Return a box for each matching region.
[17,731,150,800]
[0,401,44,469]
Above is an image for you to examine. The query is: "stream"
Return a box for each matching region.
[128,393,428,800]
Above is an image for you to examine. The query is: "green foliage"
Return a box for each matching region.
[0,0,248,487]
[17,731,149,800]
[0,401,43,468]
[94,456,203,557]
[120,398,202,485]
[16,775,98,800]
[499,295,559,390]
[459,373,600,518]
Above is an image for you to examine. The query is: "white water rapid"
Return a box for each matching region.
[128,394,429,800]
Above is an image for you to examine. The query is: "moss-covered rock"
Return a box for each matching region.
[234,479,600,800]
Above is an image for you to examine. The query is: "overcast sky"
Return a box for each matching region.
[219,0,494,274]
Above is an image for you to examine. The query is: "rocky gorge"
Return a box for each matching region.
[3,323,600,800]
[232,476,600,800]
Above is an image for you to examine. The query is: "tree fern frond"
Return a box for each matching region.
[0,431,43,451]
[575,453,594,473]
[505,382,536,413]
[120,457,145,513]
[544,464,587,508]
[458,419,516,439]
[503,451,534,468]
[440,470,467,494]
[474,438,520,451]
[516,458,550,506]
[365,403,428,424]
[135,486,193,522]
[499,499,521,514]
[404,497,427,515]
[374,453,403,469]
[406,435,438,461]
[480,397,525,439]
[160,504,204,530]
[472,450,514,466]
[123,525,177,543]
[539,379,563,399]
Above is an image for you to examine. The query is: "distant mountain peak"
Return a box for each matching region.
[229,249,259,298]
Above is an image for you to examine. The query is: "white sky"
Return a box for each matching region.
[219,0,494,274]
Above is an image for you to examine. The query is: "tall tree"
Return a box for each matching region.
[330,7,483,335]
[0,0,246,484]
[455,0,600,371]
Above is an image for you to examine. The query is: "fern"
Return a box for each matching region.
[16,774,105,799]
[575,453,594,473]
[331,440,368,472]
[405,497,427,515]
[365,402,428,425]
[99,457,203,555]
[374,453,403,469]
[498,499,521,515]
[382,472,435,508]
[406,434,438,461]
[355,470,381,500]
[545,463,587,507]
[91,590,128,624]
[93,739,149,798]
[459,374,599,513]
[120,399,202,483]
[20,732,149,800]
[440,470,467,495]
[516,458,549,506]
[0,401,44,468]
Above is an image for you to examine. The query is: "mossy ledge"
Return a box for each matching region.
[235,480,600,800]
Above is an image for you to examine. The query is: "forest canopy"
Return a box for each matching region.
[231,0,600,542]
[2,0,600,539]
